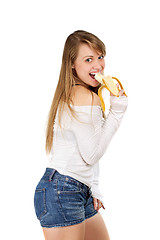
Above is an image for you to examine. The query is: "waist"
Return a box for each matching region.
[47,161,93,187]
[43,168,91,193]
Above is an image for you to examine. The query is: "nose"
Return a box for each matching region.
[92,59,103,71]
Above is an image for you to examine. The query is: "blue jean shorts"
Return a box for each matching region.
[34,168,98,228]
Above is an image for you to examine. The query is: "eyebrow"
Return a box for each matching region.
[82,55,94,59]
[82,53,103,60]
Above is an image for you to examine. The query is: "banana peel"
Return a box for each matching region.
[95,73,127,112]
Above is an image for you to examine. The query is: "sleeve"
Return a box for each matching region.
[71,96,128,165]
[91,162,104,205]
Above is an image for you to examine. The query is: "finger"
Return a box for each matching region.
[118,89,124,96]
[97,200,102,211]
[116,83,120,89]
[93,198,98,210]
[97,200,106,210]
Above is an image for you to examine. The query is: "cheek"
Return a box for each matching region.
[75,63,89,77]
[75,65,83,77]
[102,59,105,68]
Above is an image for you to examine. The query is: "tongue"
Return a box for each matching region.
[90,74,95,79]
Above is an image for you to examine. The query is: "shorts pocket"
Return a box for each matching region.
[34,188,47,220]
[56,178,82,194]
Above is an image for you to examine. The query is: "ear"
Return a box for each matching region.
[72,64,75,69]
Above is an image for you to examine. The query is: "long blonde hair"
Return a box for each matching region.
[45,30,106,154]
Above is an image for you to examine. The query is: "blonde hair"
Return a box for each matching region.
[45,30,106,154]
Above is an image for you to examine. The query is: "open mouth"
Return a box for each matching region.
[89,73,96,79]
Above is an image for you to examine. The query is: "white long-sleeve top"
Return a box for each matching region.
[47,96,128,204]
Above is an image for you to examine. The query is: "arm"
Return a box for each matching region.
[91,162,104,204]
[71,95,128,165]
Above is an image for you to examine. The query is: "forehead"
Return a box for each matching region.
[77,43,101,59]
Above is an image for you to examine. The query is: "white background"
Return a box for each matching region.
[0,0,160,239]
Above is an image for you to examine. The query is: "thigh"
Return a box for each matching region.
[43,221,85,240]
[84,212,110,240]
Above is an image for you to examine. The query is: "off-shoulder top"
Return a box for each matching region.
[47,96,128,204]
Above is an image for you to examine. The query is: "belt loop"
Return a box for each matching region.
[49,169,56,182]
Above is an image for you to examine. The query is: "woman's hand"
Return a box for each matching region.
[93,197,105,211]
[110,83,125,96]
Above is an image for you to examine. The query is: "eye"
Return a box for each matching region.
[86,58,92,62]
[98,55,104,60]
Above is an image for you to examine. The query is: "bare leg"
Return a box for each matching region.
[84,212,110,240]
[42,221,85,240]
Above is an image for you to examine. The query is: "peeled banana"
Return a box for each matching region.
[95,73,127,112]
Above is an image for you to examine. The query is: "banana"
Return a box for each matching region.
[95,73,127,112]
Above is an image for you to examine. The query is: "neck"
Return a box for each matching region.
[73,81,90,89]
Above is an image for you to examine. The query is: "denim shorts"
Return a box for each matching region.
[34,168,98,228]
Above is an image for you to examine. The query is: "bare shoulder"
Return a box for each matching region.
[71,85,101,106]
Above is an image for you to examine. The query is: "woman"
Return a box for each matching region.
[34,30,128,240]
